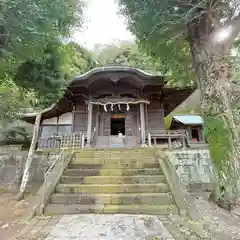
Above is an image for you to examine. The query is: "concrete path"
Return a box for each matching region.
[45,214,174,240]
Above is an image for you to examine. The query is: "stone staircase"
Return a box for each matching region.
[44,149,179,215]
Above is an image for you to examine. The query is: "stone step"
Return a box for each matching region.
[74,151,154,158]
[56,183,169,194]
[71,157,157,165]
[64,168,163,176]
[74,149,153,153]
[61,175,166,184]
[50,192,174,205]
[67,162,160,169]
[44,204,178,215]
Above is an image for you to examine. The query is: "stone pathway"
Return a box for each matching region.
[12,213,210,240]
[14,214,176,240]
[13,197,240,240]
[12,216,62,240]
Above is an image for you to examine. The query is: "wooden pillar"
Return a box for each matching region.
[95,110,99,137]
[86,103,93,147]
[16,113,42,200]
[168,135,172,148]
[148,132,152,147]
[140,103,146,146]
[145,103,148,134]
[71,103,76,133]
[200,126,206,143]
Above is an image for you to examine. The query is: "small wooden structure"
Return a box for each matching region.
[22,66,195,149]
[169,115,206,146]
[148,129,186,148]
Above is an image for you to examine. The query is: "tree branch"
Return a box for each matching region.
[229,13,240,39]
[171,0,195,8]
[170,0,209,9]
[222,12,240,50]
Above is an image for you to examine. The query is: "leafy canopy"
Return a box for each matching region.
[0,0,84,74]
[94,41,166,76]
[14,41,97,107]
[117,0,240,86]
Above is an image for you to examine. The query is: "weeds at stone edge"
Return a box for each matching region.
[142,217,154,228]
[0,188,10,194]
[145,236,163,240]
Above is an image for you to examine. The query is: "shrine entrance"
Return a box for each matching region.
[91,100,150,148]
[111,113,125,136]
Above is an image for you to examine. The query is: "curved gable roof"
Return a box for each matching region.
[73,66,163,80]
[70,66,165,87]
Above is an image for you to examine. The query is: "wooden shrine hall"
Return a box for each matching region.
[23,66,194,149]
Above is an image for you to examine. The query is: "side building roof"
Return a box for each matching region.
[171,114,203,126]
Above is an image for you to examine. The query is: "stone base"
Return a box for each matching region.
[85,143,92,148]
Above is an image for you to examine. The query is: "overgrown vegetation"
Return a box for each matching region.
[0,0,85,143]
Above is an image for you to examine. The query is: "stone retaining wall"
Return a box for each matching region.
[0,146,216,193]
[0,148,57,192]
[166,148,215,191]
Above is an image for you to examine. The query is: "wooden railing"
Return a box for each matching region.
[148,130,186,148]
[38,132,86,149]
[38,146,74,215]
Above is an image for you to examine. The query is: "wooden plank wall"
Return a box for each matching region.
[147,98,165,132]
[73,97,87,133]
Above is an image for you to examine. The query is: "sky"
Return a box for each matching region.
[73,0,134,50]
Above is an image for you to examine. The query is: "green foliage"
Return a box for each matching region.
[204,115,231,175]
[204,113,240,203]
[0,82,33,145]
[0,0,85,119]
[13,41,96,107]
[117,0,240,87]
[232,48,240,85]
[0,120,32,146]
[117,1,195,87]
[94,41,163,75]
[0,40,97,144]
[0,0,90,143]
[14,42,65,106]
[61,42,98,78]
[0,83,26,120]
[0,0,84,75]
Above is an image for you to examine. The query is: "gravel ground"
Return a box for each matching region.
[194,197,240,240]
[0,193,30,240]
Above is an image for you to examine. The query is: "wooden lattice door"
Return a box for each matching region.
[125,112,137,136]
[100,112,111,136]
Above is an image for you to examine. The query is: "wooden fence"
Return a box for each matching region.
[38,132,86,149]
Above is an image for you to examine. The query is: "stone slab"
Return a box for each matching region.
[60,175,166,184]
[50,192,174,205]
[64,168,163,176]
[45,214,174,240]
[44,204,178,215]
[56,183,169,194]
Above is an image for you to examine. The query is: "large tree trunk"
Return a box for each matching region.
[187,14,240,208]
[16,113,42,200]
